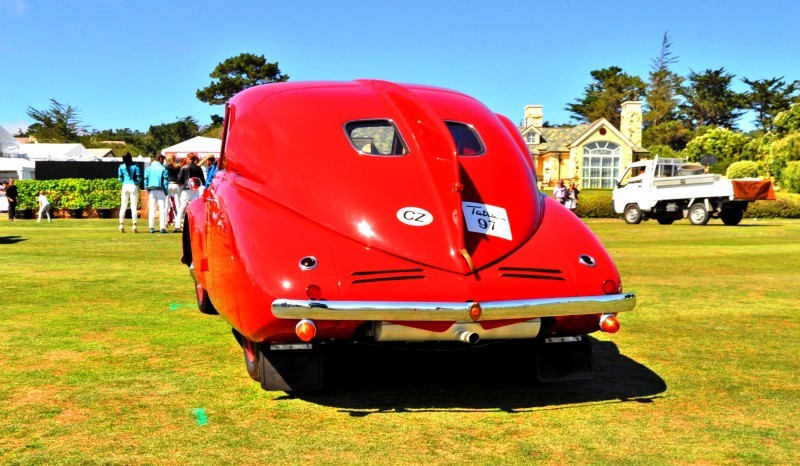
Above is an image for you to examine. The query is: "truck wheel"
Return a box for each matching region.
[623,204,642,224]
[689,203,710,225]
[259,346,324,392]
[720,208,744,226]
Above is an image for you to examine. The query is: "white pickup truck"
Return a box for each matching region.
[612,156,775,225]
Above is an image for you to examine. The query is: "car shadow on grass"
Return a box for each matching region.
[289,338,666,414]
[0,235,27,244]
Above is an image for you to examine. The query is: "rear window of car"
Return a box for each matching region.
[445,122,484,156]
[345,120,409,156]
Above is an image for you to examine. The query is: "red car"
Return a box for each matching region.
[183,80,636,391]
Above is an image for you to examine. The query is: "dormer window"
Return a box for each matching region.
[526,132,538,144]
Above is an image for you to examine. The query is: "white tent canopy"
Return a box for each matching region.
[18,143,90,161]
[161,136,221,159]
[0,125,20,157]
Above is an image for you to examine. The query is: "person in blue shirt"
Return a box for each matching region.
[118,153,142,233]
[204,155,218,189]
[144,154,169,233]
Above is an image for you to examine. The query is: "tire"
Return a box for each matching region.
[259,346,324,392]
[689,202,710,225]
[195,280,218,315]
[243,339,260,381]
[720,208,744,226]
[623,204,642,224]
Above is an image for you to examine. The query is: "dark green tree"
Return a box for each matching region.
[741,77,799,131]
[196,53,289,105]
[680,68,744,129]
[643,120,693,151]
[644,32,684,128]
[25,99,88,142]
[566,66,646,127]
[141,117,200,154]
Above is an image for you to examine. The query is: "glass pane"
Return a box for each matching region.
[446,122,484,156]
[346,120,408,156]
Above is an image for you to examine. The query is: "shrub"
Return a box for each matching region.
[726,161,761,179]
[14,179,122,212]
[574,190,615,218]
[744,193,800,218]
[781,162,800,193]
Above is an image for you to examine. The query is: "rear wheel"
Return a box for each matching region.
[194,279,218,315]
[623,204,642,224]
[720,208,744,226]
[243,339,260,381]
[689,203,710,225]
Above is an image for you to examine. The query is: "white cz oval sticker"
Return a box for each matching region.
[396,207,433,226]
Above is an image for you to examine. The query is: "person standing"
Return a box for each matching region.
[118,153,142,233]
[203,155,218,188]
[144,154,169,233]
[37,190,52,222]
[553,180,567,205]
[566,182,580,212]
[174,153,205,233]
[164,154,181,228]
[5,179,18,221]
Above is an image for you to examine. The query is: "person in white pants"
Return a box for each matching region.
[174,153,205,232]
[144,154,169,233]
[165,154,182,228]
[118,153,142,233]
[37,191,51,222]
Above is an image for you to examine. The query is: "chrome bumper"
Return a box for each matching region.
[271,293,636,322]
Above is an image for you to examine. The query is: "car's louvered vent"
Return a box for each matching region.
[351,268,425,285]
[497,266,565,281]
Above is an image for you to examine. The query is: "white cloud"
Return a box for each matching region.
[0,0,30,16]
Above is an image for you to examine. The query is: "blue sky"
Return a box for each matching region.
[1,0,799,136]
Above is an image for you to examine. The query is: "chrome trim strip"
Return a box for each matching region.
[271,293,636,322]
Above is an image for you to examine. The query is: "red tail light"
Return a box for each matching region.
[295,319,317,341]
[306,284,322,300]
[599,314,620,333]
[468,302,482,321]
[602,279,618,295]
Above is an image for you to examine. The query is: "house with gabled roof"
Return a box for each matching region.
[520,101,648,189]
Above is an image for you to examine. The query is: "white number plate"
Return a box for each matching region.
[462,202,512,240]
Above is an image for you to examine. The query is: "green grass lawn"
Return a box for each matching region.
[1,218,798,464]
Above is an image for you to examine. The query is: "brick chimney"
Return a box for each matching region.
[524,105,543,128]
[620,101,642,147]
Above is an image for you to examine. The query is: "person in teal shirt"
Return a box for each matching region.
[118,153,142,233]
[144,154,169,233]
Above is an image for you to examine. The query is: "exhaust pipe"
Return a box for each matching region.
[455,330,480,344]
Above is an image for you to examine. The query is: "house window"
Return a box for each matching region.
[526,132,537,144]
[582,141,621,189]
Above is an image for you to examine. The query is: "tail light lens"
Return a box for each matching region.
[599,314,620,333]
[602,279,619,295]
[295,319,317,342]
[468,302,482,321]
[306,284,322,300]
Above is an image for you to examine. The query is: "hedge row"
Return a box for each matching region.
[553,190,800,219]
[14,178,122,211]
